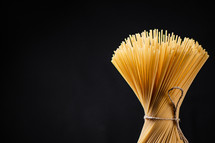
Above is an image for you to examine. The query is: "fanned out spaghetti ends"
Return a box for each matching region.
[111,29,209,143]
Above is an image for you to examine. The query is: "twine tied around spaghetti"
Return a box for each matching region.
[144,87,189,143]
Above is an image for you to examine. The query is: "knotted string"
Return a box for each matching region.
[144,87,189,143]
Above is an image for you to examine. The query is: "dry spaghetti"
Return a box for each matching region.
[111,29,209,143]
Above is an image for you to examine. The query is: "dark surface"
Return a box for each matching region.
[6,2,215,143]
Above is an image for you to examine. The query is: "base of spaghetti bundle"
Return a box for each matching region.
[143,87,189,143]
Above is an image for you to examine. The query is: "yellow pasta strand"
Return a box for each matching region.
[111,29,209,143]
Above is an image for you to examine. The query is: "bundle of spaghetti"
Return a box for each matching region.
[111,29,209,143]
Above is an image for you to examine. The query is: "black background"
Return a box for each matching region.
[6,2,215,143]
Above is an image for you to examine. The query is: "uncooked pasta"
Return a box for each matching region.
[111,29,209,143]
